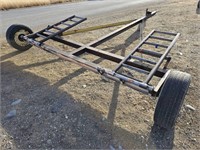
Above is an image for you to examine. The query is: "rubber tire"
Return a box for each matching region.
[197,0,200,14]
[6,24,33,51]
[154,70,191,130]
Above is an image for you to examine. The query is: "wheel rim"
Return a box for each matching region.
[14,29,30,47]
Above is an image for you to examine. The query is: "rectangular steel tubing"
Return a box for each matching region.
[71,11,157,56]
[150,35,173,42]
[50,36,83,48]
[90,12,157,47]
[104,73,149,94]
[28,15,76,38]
[153,70,171,94]
[112,73,153,91]
[36,33,47,39]
[130,55,157,65]
[53,26,62,30]
[137,48,170,59]
[45,30,55,34]
[24,33,158,94]
[46,36,166,77]
[61,22,71,26]
[154,30,177,36]
[52,35,170,63]
[84,44,166,77]
[114,30,155,72]
[122,64,150,75]
[144,33,180,83]
[39,18,87,43]
[29,41,152,94]
[144,42,168,48]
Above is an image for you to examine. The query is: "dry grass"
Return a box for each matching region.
[0,0,73,10]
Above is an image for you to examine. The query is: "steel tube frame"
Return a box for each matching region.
[22,10,178,96]
[24,37,151,94]
[46,36,166,77]
[70,11,157,56]
[114,30,155,72]
[144,33,180,83]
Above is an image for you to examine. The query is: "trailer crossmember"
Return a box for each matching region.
[6,10,191,129]
[9,10,179,95]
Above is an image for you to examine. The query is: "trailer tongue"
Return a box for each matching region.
[6,10,191,130]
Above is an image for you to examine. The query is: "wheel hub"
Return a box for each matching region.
[14,30,29,47]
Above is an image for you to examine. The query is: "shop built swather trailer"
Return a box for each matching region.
[6,10,191,130]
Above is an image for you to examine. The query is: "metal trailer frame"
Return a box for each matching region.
[6,9,192,129]
[15,10,181,96]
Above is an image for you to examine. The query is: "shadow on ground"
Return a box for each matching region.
[0,61,137,149]
[1,29,174,149]
[1,60,174,149]
[0,50,22,61]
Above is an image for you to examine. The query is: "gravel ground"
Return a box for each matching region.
[1,0,200,149]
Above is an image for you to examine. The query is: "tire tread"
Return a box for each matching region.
[154,70,191,129]
[6,24,33,51]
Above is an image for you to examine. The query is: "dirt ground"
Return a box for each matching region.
[1,0,200,149]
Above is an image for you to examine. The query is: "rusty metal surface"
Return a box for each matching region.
[21,10,180,96]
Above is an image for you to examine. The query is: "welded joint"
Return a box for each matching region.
[97,67,106,75]
[163,57,171,69]
[23,36,41,47]
[146,9,152,16]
